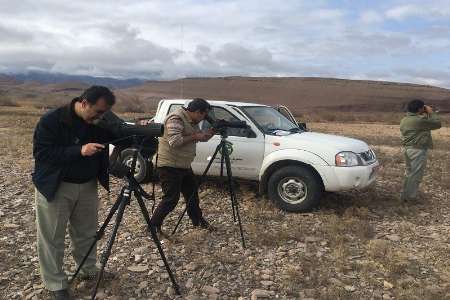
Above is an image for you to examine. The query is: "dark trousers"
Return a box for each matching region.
[150,167,203,227]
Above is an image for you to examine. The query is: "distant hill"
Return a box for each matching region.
[3,71,145,89]
[122,77,450,113]
[1,75,450,113]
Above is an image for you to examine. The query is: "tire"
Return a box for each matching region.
[267,166,322,212]
[120,148,149,183]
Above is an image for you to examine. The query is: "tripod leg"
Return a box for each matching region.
[91,195,128,300]
[221,145,236,222]
[220,152,225,177]
[172,207,187,235]
[135,193,181,295]
[70,187,126,283]
[224,152,246,249]
[172,141,223,235]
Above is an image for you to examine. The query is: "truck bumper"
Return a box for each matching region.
[317,161,380,192]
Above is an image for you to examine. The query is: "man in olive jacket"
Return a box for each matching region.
[400,99,442,202]
[150,98,214,236]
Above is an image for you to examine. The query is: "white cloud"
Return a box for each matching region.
[312,8,346,21]
[412,77,445,86]
[385,3,450,21]
[385,4,423,21]
[359,11,384,24]
[393,68,450,87]
[0,1,449,87]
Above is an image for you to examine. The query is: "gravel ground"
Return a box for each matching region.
[0,110,449,299]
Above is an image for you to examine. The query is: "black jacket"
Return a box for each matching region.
[32,99,126,201]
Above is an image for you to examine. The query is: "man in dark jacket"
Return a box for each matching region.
[400,99,442,203]
[33,86,120,299]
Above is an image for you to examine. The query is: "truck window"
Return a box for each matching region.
[167,104,183,115]
[202,106,248,137]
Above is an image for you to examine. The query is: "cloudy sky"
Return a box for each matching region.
[1,0,450,87]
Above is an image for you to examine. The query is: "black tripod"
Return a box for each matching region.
[70,147,181,299]
[171,129,246,248]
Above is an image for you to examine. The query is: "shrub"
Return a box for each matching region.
[0,96,19,107]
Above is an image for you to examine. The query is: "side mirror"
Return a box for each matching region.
[245,128,257,138]
[299,122,307,131]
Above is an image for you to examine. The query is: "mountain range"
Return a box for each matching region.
[0,71,145,89]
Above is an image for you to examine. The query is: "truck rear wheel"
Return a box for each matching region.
[267,166,322,212]
[120,148,149,183]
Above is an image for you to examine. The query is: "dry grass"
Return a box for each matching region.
[0,96,19,107]
[299,110,450,125]
[311,121,450,151]
[367,239,391,260]
[212,250,241,265]
[2,88,157,114]
[1,106,449,299]
[366,239,415,280]
[321,210,374,243]
[179,230,208,253]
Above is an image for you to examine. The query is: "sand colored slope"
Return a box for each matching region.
[123,77,450,113]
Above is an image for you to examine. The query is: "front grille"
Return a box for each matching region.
[359,149,376,163]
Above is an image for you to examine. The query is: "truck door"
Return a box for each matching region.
[192,106,265,180]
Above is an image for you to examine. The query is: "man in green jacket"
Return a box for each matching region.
[400,99,441,202]
[150,98,215,237]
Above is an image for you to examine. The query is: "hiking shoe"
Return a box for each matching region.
[79,269,116,281]
[50,289,73,300]
[151,225,171,241]
[195,218,216,232]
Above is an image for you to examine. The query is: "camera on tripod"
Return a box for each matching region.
[98,111,163,180]
[204,114,249,137]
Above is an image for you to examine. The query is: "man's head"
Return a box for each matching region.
[76,86,115,123]
[406,99,425,114]
[186,98,211,124]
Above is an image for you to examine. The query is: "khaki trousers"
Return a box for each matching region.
[401,148,428,201]
[35,180,99,291]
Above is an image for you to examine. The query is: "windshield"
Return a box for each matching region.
[241,106,301,134]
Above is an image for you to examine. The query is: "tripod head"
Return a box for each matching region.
[123,136,154,201]
[204,115,249,140]
[128,135,140,176]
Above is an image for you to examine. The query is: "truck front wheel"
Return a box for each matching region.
[267,166,322,212]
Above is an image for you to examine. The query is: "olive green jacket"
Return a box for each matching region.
[157,108,199,169]
[400,112,441,149]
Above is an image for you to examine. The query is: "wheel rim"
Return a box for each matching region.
[124,157,141,177]
[277,177,307,204]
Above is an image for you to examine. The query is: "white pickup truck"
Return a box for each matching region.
[116,99,379,212]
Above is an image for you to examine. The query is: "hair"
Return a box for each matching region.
[406,99,425,113]
[187,98,211,113]
[77,86,116,106]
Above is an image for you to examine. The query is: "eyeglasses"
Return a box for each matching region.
[95,109,108,115]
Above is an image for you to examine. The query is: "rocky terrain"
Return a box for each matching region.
[0,106,449,299]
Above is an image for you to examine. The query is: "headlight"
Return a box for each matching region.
[335,151,361,167]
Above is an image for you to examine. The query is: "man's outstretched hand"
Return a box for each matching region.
[81,143,105,156]
[424,105,433,114]
[193,131,214,142]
